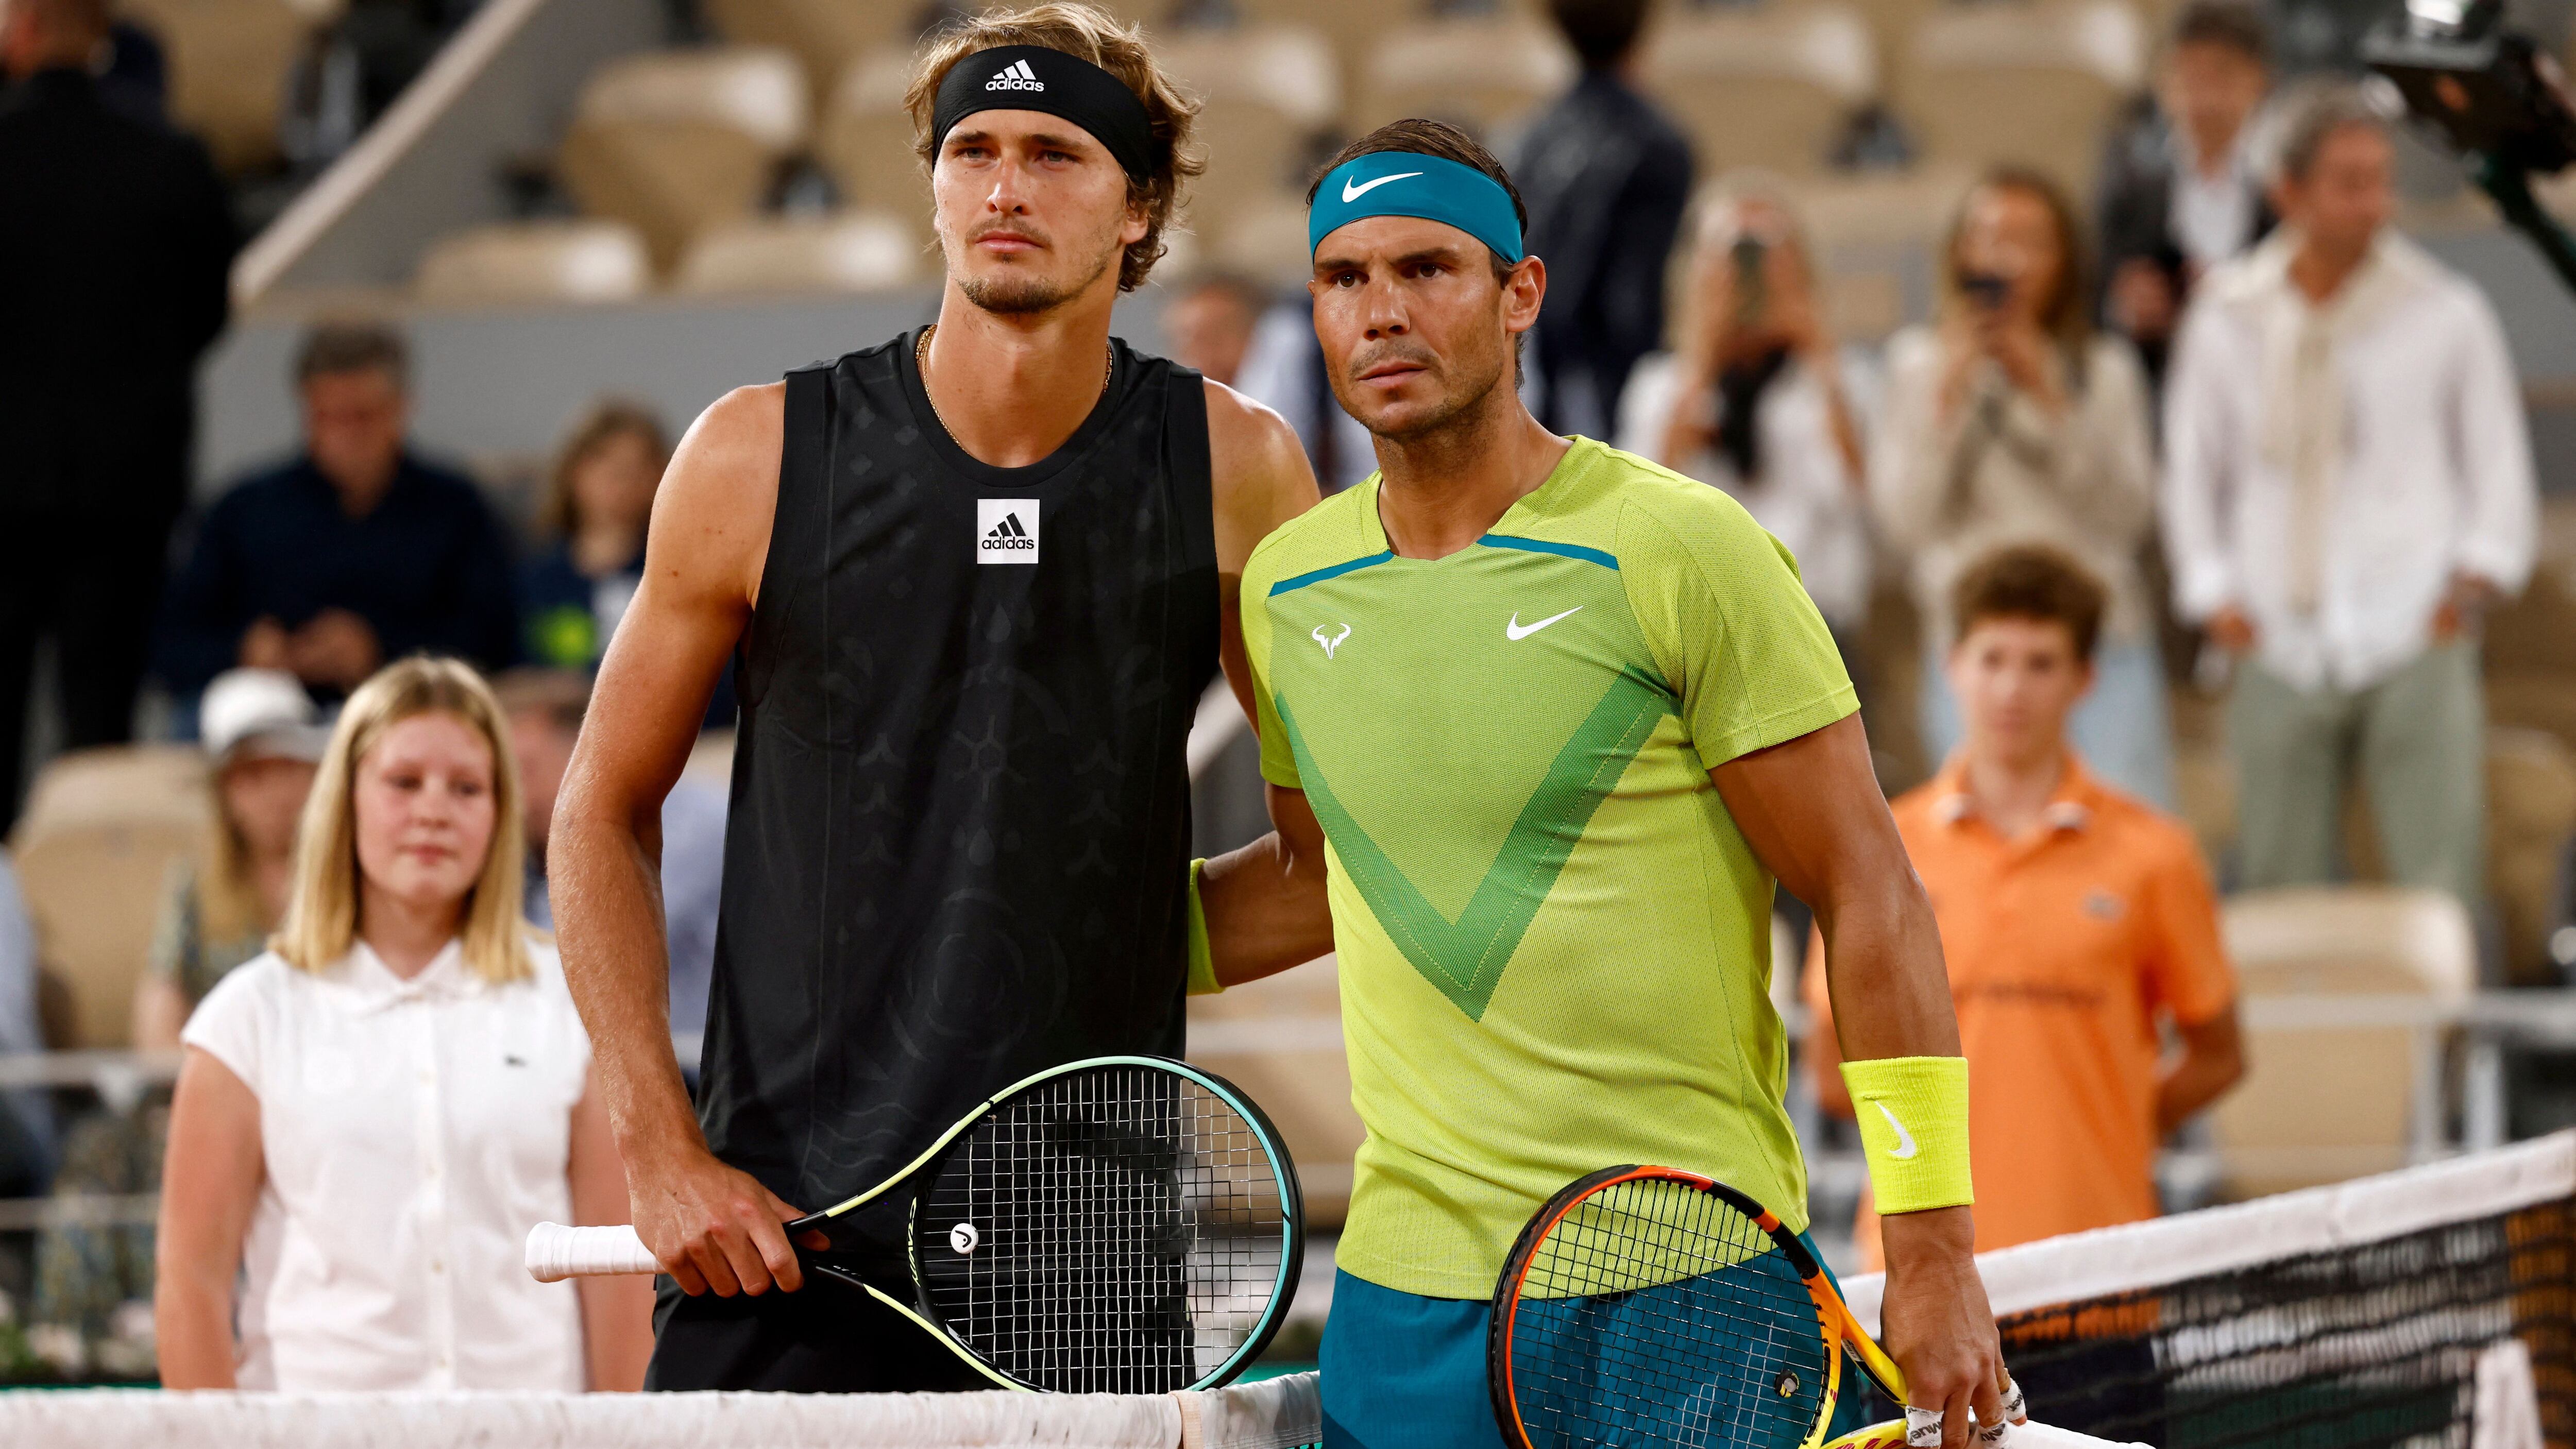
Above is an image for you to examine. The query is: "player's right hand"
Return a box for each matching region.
[629,1145,826,1297]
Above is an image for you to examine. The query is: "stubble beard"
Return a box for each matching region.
[954,232,1124,317]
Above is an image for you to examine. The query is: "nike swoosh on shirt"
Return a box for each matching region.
[1341,171,1422,202]
[1505,606,1582,640]
[1874,1101,1921,1161]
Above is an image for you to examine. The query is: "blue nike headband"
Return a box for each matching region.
[1308,151,1524,264]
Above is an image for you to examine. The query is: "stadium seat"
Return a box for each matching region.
[558,47,809,273]
[1643,4,1878,176]
[1158,25,1341,227]
[2210,885,2475,1199]
[412,219,652,305]
[1185,954,1362,1228]
[2483,498,2576,678]
[1355,13,1577,139]
[2486,728,2576,986]
[1207,195,1315,285]
[9,747,212,1051]
[122,0,320,174]
[698,0,913,103]
[673,211,922,296]
[817,45,928,219]
[1896,0,2146,197]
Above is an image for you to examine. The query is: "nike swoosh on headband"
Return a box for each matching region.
[1341,171,1422,202]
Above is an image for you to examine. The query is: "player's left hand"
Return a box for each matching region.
[1878,1206,2015,1447]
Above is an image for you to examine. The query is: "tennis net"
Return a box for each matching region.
[1844,1132,2576,1449]
[0,1367,1320,1449]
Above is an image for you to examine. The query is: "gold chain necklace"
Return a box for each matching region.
[914,324,1113,441]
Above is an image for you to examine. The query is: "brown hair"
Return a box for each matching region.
[295,318,410,389]
[1942,166,2094,361]
[540,398,668,539]
[904,3,1202,294]
[2169,0,2269,64]
[1952,544,2109,663]
[274,657,534,985]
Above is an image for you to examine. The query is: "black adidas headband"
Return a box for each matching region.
[932,45,1156,184]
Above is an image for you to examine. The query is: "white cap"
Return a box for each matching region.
[200,669,331,765]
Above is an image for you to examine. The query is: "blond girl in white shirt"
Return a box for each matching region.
[156,656,654,1390]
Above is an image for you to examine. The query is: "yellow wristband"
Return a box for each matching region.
[1840,1055,1972,1214]
[1185,859,1220,996]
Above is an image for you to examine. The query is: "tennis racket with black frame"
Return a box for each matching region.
[1490,1164,2016,1449]
[528,1054,1303,1394]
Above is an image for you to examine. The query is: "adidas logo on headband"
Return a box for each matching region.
[985,58,1044,92]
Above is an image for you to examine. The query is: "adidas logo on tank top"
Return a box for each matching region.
[976,499,1040,563]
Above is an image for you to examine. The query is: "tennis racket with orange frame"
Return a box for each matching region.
[1489,1164,2022,1449]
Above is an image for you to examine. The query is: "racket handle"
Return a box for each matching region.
[525,1222,661,1282]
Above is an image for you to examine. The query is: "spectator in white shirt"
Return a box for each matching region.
[2163,86,2536,906]
[1874,167,2172,806]
[155,656,654,1390]
[1618,178,1873,658]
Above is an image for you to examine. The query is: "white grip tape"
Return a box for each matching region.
[524,1222,661,1282]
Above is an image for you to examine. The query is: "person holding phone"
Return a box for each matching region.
[1871,167,2170,805]
[1616,178,1872,676]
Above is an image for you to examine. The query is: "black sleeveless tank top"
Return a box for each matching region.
[699,330,1218,1236]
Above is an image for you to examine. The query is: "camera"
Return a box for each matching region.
[2364,0,2576,293]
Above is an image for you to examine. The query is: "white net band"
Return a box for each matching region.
[0,1369,1323,1449]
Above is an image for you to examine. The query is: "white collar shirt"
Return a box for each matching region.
[2167,134,2260,271]
[1613,349,1879,631]
[2162,229,2538,692]
[179,936,594,1390]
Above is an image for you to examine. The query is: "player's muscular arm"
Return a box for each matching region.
[1202,785,1335,987]
[552,383,819,1300]
[1713,713,2008,1449]
[1206,380,1321,726]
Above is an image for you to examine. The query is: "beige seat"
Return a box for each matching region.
[413,219,652,305]
[1645,4,1877,176]
[1206,195,1314,285]
[2209,885,2474,1199]
[1897,0,2145,197]
[558,47,809,273]
[673,211,921,296]
[2486,728,2576,986]
[1356,14,1576,138]
[10,747,213,1050]
[699,0,913,104]
[124,0,321,174]
[1187,956,1361,1227]
[817,45,929,219]
[1160,25,1342,228]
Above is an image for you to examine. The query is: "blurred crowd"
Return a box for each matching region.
[0,0,2553,1386]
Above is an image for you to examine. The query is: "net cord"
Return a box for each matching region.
[1841,1131,2576,1333]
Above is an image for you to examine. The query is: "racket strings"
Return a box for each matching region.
[1510,1178,1829,1448]
[918,1064,1289,1393]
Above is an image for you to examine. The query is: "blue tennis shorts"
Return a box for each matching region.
[1319,1235,1866,1449]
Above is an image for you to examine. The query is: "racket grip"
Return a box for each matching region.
[525,1222,661,1282]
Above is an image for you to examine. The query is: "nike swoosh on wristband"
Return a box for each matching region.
[1874,1101,1921,1161]
[1341,171,1422,202]
[1505,606,1582,640]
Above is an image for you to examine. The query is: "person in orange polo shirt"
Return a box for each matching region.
[1806,543,2244,1265]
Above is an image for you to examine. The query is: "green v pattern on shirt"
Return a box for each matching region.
[1279,669,1672,1021]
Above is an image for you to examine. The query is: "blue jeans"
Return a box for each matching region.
[1918,638,2175,809]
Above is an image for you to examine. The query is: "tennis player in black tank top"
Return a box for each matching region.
[545,10,1330,1391]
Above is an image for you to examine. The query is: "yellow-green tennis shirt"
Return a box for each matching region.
[1241,437,1859,1299]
